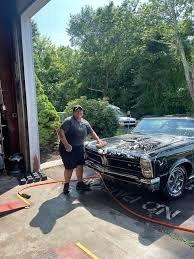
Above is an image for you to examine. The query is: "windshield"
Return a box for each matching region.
[132,118,194,137]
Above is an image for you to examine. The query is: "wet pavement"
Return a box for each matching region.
[46,165,194,227]
[45,165,194,240]
[1,165,194,258]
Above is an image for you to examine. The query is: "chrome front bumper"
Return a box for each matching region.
[85,160,160,191]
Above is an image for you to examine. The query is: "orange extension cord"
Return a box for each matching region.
[17,174,194,234]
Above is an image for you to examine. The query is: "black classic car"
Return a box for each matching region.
[85,116,194,199]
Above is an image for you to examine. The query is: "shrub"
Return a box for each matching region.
[64,96,119,138]
[36,76,60,150]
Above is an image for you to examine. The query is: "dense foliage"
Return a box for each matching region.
[32,22,81,112]
[67,0,193,115]
[64,97,119,138]
[32,0,193,148]
[36,76,60,149]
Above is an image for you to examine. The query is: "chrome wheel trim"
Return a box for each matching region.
[167,167,185,195]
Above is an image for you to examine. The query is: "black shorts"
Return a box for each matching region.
[59,144,85,169]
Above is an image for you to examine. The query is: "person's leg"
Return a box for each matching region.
[59,144,74,193]
[63,168,73,194]
[75,165,83,182]
[64,169,73,183]
[75,145,90,191]
[76,165,91,191]
[75,145,85,182]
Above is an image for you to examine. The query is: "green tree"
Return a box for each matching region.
[36,75,60,150]
[32,21,81,111]
[67,1,193,116]
[130,0,193,116]
[149,0,194,107]
[32,1,193,121]
[68,3,126,98]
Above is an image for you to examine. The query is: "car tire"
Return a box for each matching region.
[162,165,187,199]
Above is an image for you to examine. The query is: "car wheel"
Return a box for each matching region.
[162,165,187,199]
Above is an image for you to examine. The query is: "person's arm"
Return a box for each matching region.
[90,130,101,142]
[86,121,107,147]
[58,123,72,152]
[90,130,107,147]
[58,129,72,152]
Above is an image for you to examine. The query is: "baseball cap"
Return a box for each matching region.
[73,105,83,112]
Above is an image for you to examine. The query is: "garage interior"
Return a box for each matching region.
[0,1,25,175]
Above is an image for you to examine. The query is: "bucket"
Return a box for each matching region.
[8,153,25,177]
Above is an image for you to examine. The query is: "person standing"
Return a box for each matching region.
[58,105,105,194]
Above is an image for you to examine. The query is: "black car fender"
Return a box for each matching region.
[169,158,192,175]
[158,158,192,187]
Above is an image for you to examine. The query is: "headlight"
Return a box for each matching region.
[140,156,153,178]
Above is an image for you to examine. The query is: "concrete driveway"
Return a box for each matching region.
[1,165,194,258]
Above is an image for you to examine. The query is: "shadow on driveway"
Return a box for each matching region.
[30,193,80,234]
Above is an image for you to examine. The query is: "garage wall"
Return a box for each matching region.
[16,0,50,171]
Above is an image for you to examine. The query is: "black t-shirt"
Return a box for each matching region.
[60,116,93,146]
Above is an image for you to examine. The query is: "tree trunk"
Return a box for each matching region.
[192,66,194,101]
[176,31,194,106]
[170,2,194,108]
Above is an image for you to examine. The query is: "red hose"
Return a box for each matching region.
[17,175,99,194]
[18,175,194,234]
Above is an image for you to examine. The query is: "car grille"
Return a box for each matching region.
[85,149,141,177]
[124,121,135,124]
[85,149,102,165]
[106,155,141,176]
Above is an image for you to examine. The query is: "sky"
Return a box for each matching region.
[33,0,125,46]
